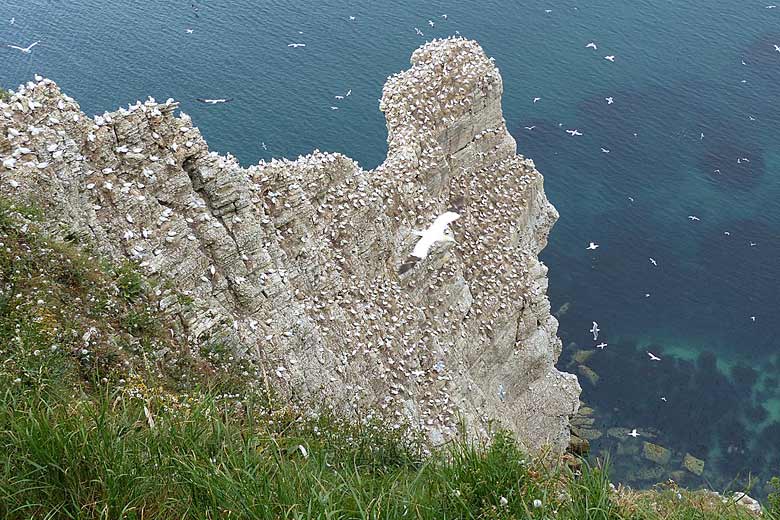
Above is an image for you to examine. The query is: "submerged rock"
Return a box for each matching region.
[577,364,600,386]
[643,442,672,466]
[682,453,705,476]
[0,38,580,453]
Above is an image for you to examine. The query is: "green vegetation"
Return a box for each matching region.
[0,88,8,101]
[0,195,778,519]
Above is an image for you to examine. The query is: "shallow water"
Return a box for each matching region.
[2,0,779,493]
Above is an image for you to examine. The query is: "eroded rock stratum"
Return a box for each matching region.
[0,38,580,453]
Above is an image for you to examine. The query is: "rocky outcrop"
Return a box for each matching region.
[0,38,579,453]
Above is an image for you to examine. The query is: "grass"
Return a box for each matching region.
[0,195,779,519]
[0,88,8,101]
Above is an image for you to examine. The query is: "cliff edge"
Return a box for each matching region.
[0,38,580,453]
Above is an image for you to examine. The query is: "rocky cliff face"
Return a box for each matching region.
[0,38,580,453]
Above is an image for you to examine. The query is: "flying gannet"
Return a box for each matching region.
[399,211,461,274]
[196,98,233,104]
[590,321,600,341]
[7,41,40,53]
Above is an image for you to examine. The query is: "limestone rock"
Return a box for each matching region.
[643,442,672,465]
[682,453,705,476]
[0,38,580,453]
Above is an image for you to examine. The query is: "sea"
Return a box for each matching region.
[2,0,779,495]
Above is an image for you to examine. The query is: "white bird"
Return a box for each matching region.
[586,42,598,50]
[590,322,600,341]
[586,242,599,250]
[415,27,424,36]
[533,97,541,103]
[604,55,616,62]
[346,89,351,96]
[196,98,233,104]
[186,28,194,34]
[524,126,536,131]
[688,215,700,221]
[442,14,448,19]
[605,97,614,104]
[288,43,306,48]
[596,342,608,349]
[774,44,780,53]
[601,147,610,153]
[330,106,339,110]
[335,95,344,100]
[7,41,40,53]
[349,16,356,20]
[428,20,435,27]
[628,429,640,438]
[9,17,15,24]
[649,258,657,266]
[566,129,583,136]
[750,316,756,322]
[647,352,661,361]
[661,396,667,402]
[410,212,460,259]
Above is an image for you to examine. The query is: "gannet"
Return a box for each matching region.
[411,212,460,259]
[649,258,657,266]
[7,41,40,53]
[586,242,599,250]
[647,352,661,361]
[628,429,640,437]
[590,322,600,341]
[196,98,233,104]
[596,342,607,349]
[604,55,616,62]
[586,42,598,50]
[398,211,461,274]
[566,129,583,136]
[288,43,306,48]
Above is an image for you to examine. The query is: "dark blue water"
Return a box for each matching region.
[3,0,779,493]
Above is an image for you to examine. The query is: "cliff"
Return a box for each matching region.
[0,38,580,453]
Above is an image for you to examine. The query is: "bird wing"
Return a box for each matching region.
[430,211,460,233]
[411,233,436,259]
[7,45,24,50]
[28,41,40,49]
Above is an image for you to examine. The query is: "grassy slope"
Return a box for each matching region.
[0,196,777,519]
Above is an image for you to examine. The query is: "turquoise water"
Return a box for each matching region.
[3,0,779,492]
